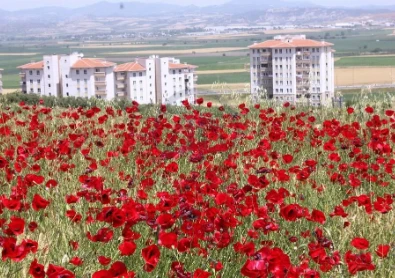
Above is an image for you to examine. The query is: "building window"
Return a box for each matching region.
[66,75,68,78]
[30,80,33,84]
[48,84,51,88]
[84,70,87,74]
[139,72,142,77]
[36,71,40,75]
[38,89,41,93]
[66,93,69,96]
[76,70,80,75]
[133,73,136,77]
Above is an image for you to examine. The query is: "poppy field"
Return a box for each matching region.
[0,97,394,278]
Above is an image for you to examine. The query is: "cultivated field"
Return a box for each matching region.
[2,28,395,89]
[335,67,395,86]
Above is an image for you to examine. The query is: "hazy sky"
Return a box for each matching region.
[0,0,394,11]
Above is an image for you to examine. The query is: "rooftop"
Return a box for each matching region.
[17,61,44,70]
[71,58,116,69]
[249,35,333,49]
[168,63,197,70]
[114,62,146,72]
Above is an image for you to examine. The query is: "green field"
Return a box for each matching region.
[335,56,395,67]
[198,72,250,84]
[182,56,249,71]
[2,28,395,89]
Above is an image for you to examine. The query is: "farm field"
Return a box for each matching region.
[1,28,395,89]
[0,95,394,277]
[335,67,395,86]
[335,56,395,67]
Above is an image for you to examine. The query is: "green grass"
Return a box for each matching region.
[335,56,395,67]
[197,72,250,84]
[181,56,249,71]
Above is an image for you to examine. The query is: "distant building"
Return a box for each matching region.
[114,57,157,104]
[0,69,3,94]
[249,35,335,106]
[114,56,197,105]
[18,53,116,100]
[155,57,197,106]
[17,53,197,105]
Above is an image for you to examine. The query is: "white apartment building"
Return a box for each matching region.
[115,56,197,105]
[18,53,116,100]
[155,57,197,105]
[18,54,197,105]
[0,69,3,95]
[249,35,335,106]
[114,57,157,104]
[18,61,45,95]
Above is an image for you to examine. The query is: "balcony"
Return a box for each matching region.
[95,81,106,87]
[116,92,125,97]
[261,52,271,57]
[94,71,106,77]
[116,83,125,89]
[95,90,106,96]
[117,75,125,81]
[193,76,198,82]
[19,72,26,77]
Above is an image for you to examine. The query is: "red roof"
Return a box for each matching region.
[18,61,44,70]
[114,62,146,72]
[169,63,197,70]
[249,39,333,49]
[71,58,115,69]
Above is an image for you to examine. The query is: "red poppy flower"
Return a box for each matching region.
[158,232,177,249]
[119,241,137,256]
[29,259,45,278]
[32,194,50,211]
[142,244,160,272]
[5,216,25,236]
[345,251,375,275]
[376,244,390,258]
[280,204,304,222]
[351,237,370,250]
[98,256,112,266]
[69,257,83,266]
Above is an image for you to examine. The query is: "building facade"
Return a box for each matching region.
[249,35,335,106]
[17,54,197,105]
[114,56,197,105]
[155,57,197,106]
[114,57,157,104]
[18,53,116,100]
[0,69,3,95]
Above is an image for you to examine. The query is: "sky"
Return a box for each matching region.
[0,0,394,11]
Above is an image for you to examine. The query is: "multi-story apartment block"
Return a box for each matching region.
[155,57,197,105]
[18,53,197,105]
[0,69,3,95]
[114,57,157,104]
[60,53,116,100]
[115,56,197,105]
[249,35,335,106]
[18,61,45,95]
[18,53,116,100]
